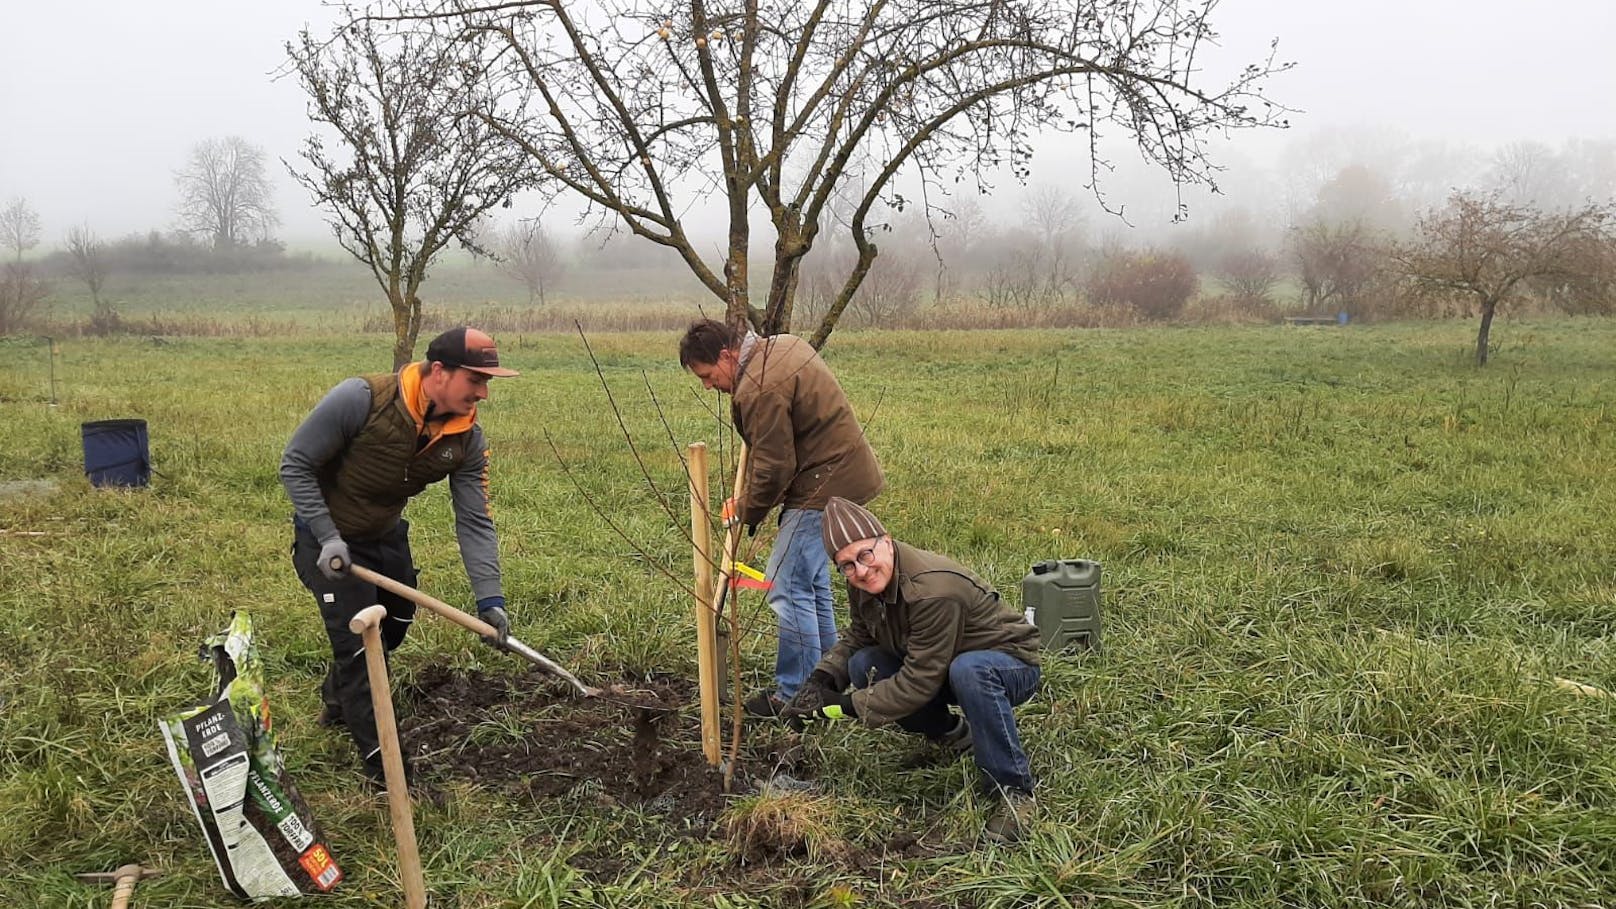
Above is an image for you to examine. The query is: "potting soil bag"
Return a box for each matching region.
[160,611,343,900]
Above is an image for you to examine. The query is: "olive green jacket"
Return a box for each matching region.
[730,334,882,525]
[816,541,1040,728]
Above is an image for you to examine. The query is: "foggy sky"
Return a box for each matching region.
[2,0,1612,246]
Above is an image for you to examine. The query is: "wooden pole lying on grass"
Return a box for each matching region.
[349,604,428,909]
[689,442,721,766]
[73,863,160,909]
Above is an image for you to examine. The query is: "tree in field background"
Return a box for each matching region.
[175,136,280,250]
[64,224,115,330]
[378,0,1288,348]
[0,198,50,333]
[493,219,564,306]
[288,15,535,370]
[1394,192,1615,366]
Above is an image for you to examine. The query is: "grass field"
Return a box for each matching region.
[2,318,1615,907]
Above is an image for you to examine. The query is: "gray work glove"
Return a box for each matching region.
[318,537,351,581]
[477,597,510,651]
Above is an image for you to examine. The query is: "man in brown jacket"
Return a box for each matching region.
[679,319,883,717]
[784,497,1042,843]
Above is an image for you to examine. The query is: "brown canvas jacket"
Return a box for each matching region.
[816,541,1041,728]
[729,334,883,525]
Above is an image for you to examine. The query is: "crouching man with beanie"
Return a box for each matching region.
[784,497,1043,843]
[280,326,520,789]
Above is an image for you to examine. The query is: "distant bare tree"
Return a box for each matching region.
[64,225,111,313]
[1290,219,1385,315]
[929,197,989,303]
[1485,141,1561,208]
[1,198,42,265]
[1394,192,1614,366]
[849,244,922,327]
[494,220,564,306]
[980,238,1076,316]
[288,14,534,368]
[1023,185,1084,252]
[175,137,280,249]
[0,198,49,333]
[1217,249,1279,305]
[388,0,1289,348]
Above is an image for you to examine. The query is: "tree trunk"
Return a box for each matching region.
[1475,298,1497,367]
[390,287,414,370]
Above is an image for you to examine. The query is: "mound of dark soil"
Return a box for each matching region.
[397,665,804,823]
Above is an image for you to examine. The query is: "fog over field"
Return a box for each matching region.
[3,0,1612,252]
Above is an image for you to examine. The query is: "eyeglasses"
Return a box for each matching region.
[836,539,886,576]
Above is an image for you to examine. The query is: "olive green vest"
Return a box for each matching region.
[319,371,472,540]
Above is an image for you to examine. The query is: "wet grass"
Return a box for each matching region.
[2,318,1615,907]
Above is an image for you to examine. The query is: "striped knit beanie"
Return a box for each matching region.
[822,497,887,555]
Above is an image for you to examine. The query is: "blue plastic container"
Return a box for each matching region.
[81,419,151,488]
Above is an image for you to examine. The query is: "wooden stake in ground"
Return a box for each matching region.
[689,442,721,765]
[349,604,427,909]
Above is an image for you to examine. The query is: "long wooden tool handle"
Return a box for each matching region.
[346,563,598,696]
[350,605,428,909]
[346,563,497,638]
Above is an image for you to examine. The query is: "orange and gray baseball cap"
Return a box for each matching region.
[425,327,520,377]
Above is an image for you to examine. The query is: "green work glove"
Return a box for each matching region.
[815,691,857,721]
[786,689,856,723]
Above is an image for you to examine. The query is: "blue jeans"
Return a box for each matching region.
[848,646,1041,793]
[765,508,836,700]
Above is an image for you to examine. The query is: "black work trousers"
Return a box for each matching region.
[292,519,418,773]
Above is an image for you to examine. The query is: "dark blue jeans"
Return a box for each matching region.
[848,645,1041,793]
[765,508,836,700]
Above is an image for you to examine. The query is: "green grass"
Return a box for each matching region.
[2,319,1615,907]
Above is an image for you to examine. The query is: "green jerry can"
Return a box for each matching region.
[1021,559,1102,652]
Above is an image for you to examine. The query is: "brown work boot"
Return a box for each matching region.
[743,690,787,719]
[984,789,1036,844]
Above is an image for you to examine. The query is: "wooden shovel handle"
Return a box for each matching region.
[346,563,498,638]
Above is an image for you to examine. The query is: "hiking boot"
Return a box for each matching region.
[938,716,973,754]
[984,789,1036,844]
[316,704,345,729]
[743,690,788,719]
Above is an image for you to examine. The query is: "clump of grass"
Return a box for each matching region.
[720,791,844,864]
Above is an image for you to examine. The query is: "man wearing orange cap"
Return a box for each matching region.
[280,326,520,787]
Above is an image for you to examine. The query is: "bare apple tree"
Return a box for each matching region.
[1395,192,1614,366]
[372,0,1288,347]
[288,13,535,368]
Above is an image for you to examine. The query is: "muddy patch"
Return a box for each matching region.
[398,666,804,823]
